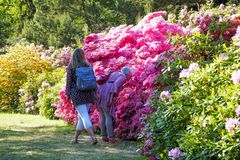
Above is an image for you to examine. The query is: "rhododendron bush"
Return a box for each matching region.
[169,4,240,41]
[140,8,240,158]
[55,11,185,139]
[143,43,240,159]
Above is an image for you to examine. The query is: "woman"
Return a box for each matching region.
[98,66,131,143]
[65,48,98,145]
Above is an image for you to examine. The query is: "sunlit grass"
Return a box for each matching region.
[0,113,146,160]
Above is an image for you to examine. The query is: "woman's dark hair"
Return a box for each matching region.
[69,48,90,70]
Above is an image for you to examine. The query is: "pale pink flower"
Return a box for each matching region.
[179,69,191,78]
[231,70,240,85]
[191,27,201,34]
[219,4,225,10]
[168,147,184,159]
[233,26,240,39]
[218,16,223,22]
[236,105,240,116]
[225,118,240,132]
[234,41,240,46]
[42,81,51,88]
[189,63,200,72]
[219,54,229,60]
[18,89,25,95]
[160,90,171,101]
[25,107,30,113]
[25,100,34,106]
[40,52,47,57]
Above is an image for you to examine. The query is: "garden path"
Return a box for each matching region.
[0,113,145,160]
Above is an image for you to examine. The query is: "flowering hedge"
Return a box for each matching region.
[55,11,185,139]
[142,29,240,159]
[37,76,65,119]
[0,42,72,115]
[19,68,65,117]
[18,46,72,117]
[0,43,51,111]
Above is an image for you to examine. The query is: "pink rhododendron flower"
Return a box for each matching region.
[231,70,240,85]
[235,105,240,116]
[168,147,184,159]
[225,118,240,132]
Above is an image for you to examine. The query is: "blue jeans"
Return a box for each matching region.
[99,107,114,137]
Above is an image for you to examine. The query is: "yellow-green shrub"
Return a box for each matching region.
[0,43,51,111]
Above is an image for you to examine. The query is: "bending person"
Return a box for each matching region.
[98,66,131,143]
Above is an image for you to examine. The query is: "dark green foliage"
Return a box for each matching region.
[213,0,240,6]
[1,0,210,48]
[21,0,152,47]
[3,0,240,48]
[0,0,35,47]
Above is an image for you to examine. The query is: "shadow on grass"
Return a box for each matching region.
[0,125,146,160]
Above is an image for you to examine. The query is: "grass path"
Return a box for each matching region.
[0,113,146,160]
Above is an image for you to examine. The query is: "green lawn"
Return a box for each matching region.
[0,113,146,160]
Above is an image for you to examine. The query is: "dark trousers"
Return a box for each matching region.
[99,107,114,137]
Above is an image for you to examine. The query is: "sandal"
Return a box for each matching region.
[71,139,79,144]
[102,136,109,142]
[108,137,118,144]
[91,137,98,145]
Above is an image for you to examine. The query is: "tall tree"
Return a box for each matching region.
[0,0,35,47]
